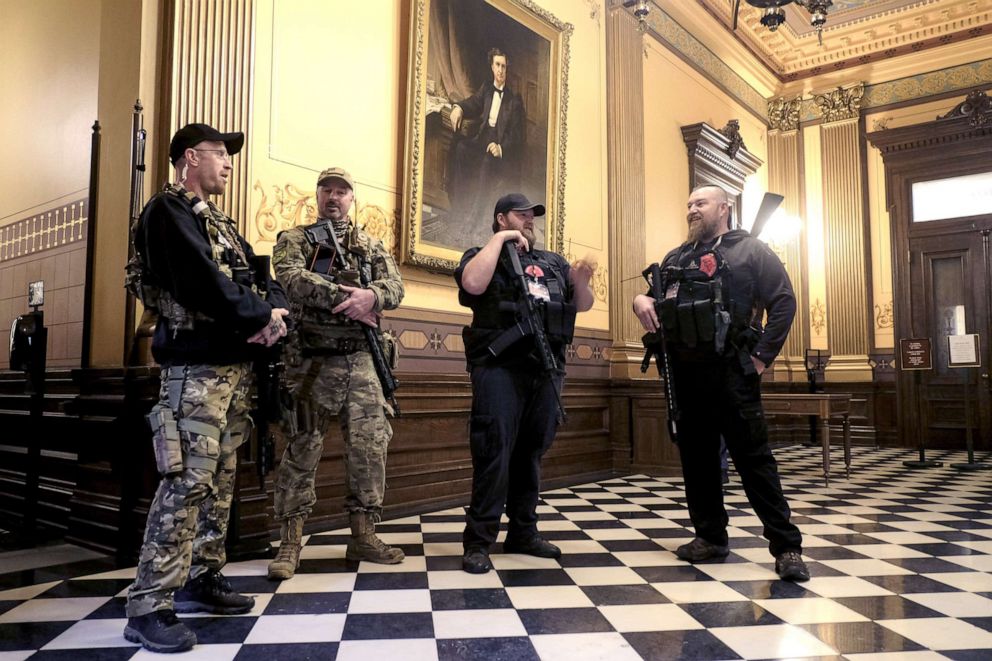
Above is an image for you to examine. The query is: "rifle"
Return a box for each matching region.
[308,223,401,415]
[640,262,679,443]
[249,255,281,477]
[499,242,567,423]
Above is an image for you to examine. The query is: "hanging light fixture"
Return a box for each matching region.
[622,0,651,32]
[732,0,833,45]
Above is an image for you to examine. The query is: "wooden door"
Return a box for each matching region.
[905,223,992,449]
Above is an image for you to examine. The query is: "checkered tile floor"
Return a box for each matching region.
[2,445,992,660]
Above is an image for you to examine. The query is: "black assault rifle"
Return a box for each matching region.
[307,223,401,415]
[496,242,567,423]
[248,255,281,477]
[640,262,679,443]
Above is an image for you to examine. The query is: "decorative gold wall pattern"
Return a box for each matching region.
[875,300,893,330]
[170,0,255,233]
[820,118,869,357]
[252,180,397,255]
[814,84,865,124]
[768,96,802,132]
[564,242,608,304]
[810,299,825,335]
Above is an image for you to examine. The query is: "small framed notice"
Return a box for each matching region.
[947,333,980,368]
[900,338,932,370]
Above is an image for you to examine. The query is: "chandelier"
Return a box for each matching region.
[732,0,833,45]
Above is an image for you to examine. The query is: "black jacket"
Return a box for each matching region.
[136,193,288,366]
[659,229,795,366]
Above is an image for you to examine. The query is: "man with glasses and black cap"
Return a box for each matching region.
[123,123,289,653]
[266,166,406,580]
[455,193,595,574]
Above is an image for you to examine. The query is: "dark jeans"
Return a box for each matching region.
[671,356,802,557]
[463,364,562,551]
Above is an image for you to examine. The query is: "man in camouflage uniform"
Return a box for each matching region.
[267,166,405,579]
[123,123,289,654]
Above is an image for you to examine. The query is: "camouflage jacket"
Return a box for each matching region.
[273,220,403,347]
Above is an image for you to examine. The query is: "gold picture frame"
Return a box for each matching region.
[402,0,571,272]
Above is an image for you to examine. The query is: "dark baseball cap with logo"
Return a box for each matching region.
[169,123,245,164]
[493,193,545,219]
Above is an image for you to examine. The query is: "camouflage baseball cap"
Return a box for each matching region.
[316,167,354,189]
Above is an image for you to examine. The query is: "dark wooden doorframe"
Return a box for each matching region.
[868,89,992,449]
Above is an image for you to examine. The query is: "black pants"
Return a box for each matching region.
[463,364,561,551]
[671,355,802,557]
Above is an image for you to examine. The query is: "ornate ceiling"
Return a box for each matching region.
[697,0,992,81]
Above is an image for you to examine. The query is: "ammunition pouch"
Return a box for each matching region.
[148,406,182,476]
[382,330,399,370]
[544,300,576,345]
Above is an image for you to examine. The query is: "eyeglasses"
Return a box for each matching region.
[193,149,232,161]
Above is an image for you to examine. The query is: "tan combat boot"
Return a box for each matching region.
[267,516,305,580]
[346,512,405,564]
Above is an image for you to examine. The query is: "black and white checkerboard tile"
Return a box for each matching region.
[2,445,992,660]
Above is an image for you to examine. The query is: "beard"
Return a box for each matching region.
[687,216,718,243]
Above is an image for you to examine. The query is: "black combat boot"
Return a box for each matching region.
[123,609,196,653]
[174,569,255,615]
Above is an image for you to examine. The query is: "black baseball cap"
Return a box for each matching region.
[493,193,545,218]
[169,123,245,164]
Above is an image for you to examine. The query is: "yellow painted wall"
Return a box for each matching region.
[0,0,101,224]
[247,0,610,331]
[642,38,768,270]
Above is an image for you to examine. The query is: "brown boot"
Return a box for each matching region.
[267,516,305,580]
[346,512,405,564]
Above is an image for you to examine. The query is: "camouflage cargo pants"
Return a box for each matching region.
[273,351,391,521]
[126,362,253,617]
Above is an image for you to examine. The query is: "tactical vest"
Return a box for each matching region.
[296,220,376,349]
[657,241,735,355]
[462,250,576,364]
[125,183,253,335]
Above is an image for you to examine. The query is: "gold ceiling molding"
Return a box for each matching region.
[252,180,398,255]
[814,83,865,122]
[698,0,992,79]
[767,95,802,130]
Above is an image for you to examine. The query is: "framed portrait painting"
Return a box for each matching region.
[402,0,572,271]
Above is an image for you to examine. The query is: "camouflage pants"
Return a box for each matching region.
[126,362,253,617]
[273,352,391,521]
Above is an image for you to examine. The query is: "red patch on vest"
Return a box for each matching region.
[699,253,717,277]
[525,264,545,279]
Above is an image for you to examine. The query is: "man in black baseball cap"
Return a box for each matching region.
[490,193,545,233]
[123,122,288,653]
[454,192,596,574]
[169,123,245,165]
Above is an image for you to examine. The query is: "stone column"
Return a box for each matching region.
[816,84,871,378]
[606,5,647,379]
[766,96,805,378]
